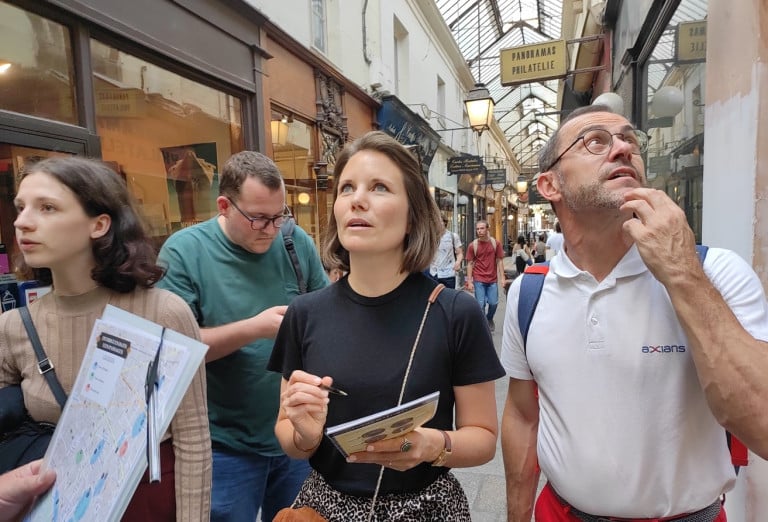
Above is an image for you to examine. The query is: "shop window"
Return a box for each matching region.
[271,110,318,245]
[0,1,77,124]
[644,0,707,242]
[91,39,244,246]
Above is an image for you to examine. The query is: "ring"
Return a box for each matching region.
[400,437,412,453]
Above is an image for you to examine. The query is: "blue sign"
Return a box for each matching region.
[377,95,441,176]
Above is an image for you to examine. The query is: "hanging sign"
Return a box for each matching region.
[448,155,484,176]
[500,40,567,86]
[676,21,706,63]
[485,168,506,185]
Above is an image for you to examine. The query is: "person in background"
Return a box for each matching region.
[324,264,344,283]
[2,157,212,521]
[0,460,55,521]
[429,216,464,289]
[501,105,768,521]
[268,131,504,520]
[533,234,547,263]
[157,151,328,522]
[512,235,532,276]
[465,220,506,332]
[545,222,564,259]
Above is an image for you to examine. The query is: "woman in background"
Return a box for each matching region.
[0,157,211,520]
[269,131,504,520]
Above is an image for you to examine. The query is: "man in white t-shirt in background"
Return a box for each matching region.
[429,216,463,289]
[545,221,564,259]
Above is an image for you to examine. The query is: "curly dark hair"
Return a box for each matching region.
[321,131,441,273]
[16,157,164,292]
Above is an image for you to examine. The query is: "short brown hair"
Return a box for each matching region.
[322,131,441,273]
[219,150,283,199]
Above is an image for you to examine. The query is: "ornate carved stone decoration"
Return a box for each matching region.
[315,70,348,173]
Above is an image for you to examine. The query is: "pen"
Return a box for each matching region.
[319,383,348,397]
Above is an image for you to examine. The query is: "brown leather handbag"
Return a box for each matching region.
[272,505,327,522]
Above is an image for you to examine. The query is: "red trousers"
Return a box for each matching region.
[122,440,176,521]
[534,483,727,522]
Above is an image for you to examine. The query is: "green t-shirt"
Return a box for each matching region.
[157,217,328,455]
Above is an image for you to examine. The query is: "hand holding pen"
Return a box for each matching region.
[281,371,346,452]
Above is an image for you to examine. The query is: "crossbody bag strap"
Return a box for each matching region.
[366,283,446,522]
[19,306,68,409]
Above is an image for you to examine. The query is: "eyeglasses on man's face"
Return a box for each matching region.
[227,197,291,230]
[542,127,649,172]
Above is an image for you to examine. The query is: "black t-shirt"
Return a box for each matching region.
[268,273,504,496]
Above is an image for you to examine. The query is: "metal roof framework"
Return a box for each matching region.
[435,0,564,172]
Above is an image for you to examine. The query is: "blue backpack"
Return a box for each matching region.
[517,245,748,472]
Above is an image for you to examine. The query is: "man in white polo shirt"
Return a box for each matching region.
[500,105,768,521]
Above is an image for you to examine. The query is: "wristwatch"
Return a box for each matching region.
[430,430,452,467]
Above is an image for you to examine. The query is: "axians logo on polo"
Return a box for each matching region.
[642,345,686,354]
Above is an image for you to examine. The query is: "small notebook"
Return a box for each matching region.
[325,391,440,458]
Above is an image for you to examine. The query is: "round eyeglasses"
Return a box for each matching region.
[542,128,649,172]
[227,197,292,230]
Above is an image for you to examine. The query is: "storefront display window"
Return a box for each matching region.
[0,1,77,125]
[644,0,707,242]
[91,39,243,244]
[271,111,318,245]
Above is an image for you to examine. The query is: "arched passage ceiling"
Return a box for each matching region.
[436,0,564,172]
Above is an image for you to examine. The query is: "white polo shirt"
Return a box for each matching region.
[501,245,768,518]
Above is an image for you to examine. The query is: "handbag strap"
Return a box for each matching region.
[366,283,446,522]
[18,306,68,410]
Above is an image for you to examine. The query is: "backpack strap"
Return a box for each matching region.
[695,244,708,264]
[281,218,307,294]
[517,262,550,351]
[471,237,497,256]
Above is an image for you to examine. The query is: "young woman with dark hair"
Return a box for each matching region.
[0,157,211,521]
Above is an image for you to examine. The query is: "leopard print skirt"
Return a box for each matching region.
[292,469,471,521]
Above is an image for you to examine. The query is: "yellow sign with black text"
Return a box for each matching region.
[676,21,706,63]
[500,40,567,86]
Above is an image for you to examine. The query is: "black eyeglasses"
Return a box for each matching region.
[227,197,291,230]
[542,127,649,172]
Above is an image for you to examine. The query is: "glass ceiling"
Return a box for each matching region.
[435,0,564,172]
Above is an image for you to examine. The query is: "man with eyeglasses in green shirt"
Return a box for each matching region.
[158,151,328,522]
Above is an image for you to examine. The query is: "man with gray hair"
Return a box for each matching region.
[500,105,768,521]
[158,151,328,522]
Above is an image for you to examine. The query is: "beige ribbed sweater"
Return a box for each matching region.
[0,286,211,521]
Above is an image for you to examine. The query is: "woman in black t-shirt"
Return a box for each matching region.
[269,132,504,521]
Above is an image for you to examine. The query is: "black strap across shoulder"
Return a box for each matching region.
[18,306,68,409]
[281,217,307,294]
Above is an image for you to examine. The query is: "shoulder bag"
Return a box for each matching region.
[0,306,68,473]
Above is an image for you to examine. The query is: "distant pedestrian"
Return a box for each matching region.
[533,234,547,263]
[429,216,463,289]
[545,222,564,258]
[512,235,532,275]
[465,220,506,332]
